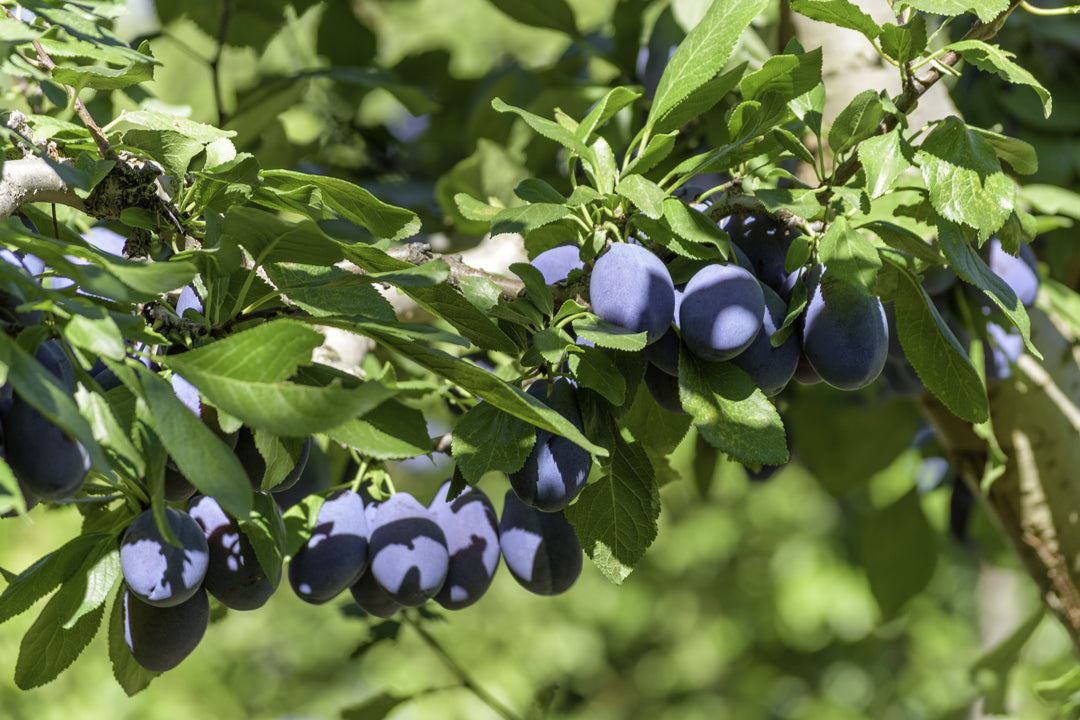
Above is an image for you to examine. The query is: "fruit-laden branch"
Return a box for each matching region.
[922,308,1080,654]
[829,0,1024,188]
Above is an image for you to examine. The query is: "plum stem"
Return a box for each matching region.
[404,614,524,720]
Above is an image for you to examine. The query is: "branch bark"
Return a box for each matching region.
[0,158,85,219]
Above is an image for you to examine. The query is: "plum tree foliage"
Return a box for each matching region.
[0,0,1079,715]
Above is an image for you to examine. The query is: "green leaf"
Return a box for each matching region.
[880,15,927,64]
[0,534,109,625]
[678,353,788,465]
[790,0,881,39]
[325,399,431,460]
[650,63,746,137]
[107,583,157,696]
[266,264,397,321]
[223,206,344,266]
[858,129,914,199]
[860,221,943,264]
[937,218,1037,357]
[492,98,594,162]
[515,178,566,205]
[509,263,554,318]
[451,402,535,482]
[889,260,989,423]
[740,48,823,103]
[572,316,649,351]
[340,245,518,353]
[64,307,126,361]
[238,492,286,586]
[616,175,668,220]
[454,193,501,222]
[917,0,1010,20]
[621,381,692,456]
[565,436,659,585]
[950,38,1052,118]
[623,131,678,175]
[134,365,252,518]
[567,346,628,406]
[817,216,882,288]
[52,54,154,91]
[14,539,117,689]
[861,487,939,618]
[341,692,409,720]
[361,330,606,456]
[120,129,204,179]
[771,127,817,167]
[645,0,769,137]
[576,86,640,141]
[164,321,324,383]
[970,127,1038,175]
[260,170,421,242]
[917,117,1015,238]
[828,89,886,155]
[486,0,579,36]
[491,203,571,236]
[104,110,234,143]
[660,197,731,250]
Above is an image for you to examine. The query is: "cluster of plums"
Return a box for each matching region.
[533,213,892,410]
[118,473,583,672]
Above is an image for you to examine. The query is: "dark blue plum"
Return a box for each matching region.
[429,481,500,610]
[122,587,209,672]
[679,263,764,362]
[288,489,370,604]
[984,237,1038,308]
[722,214,795,292]
[189,494,280,610]
[509,379,592,512]
[120,508,210,608]
[0,249,43,326]
[176,285,203,317]
[368,492,449,607]
[643,362,686,414]
[800,269,888,390]
[589,243,675,345]
[84,226,126,256]
[498,490,582,596]
[731,283,800,396]
[171,373,201,417]
[163,462,197,502]
[2,340,90,499]
[531,245,584,285]
[643,326,679,377]
[274,441,331,512]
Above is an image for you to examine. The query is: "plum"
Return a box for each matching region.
[800,268,888,391]
[508,379,592,512]
[531,245,584,285]
[288,489,369,604]
[589,243,675,345]
[984,237,1038,308]
[722,214,795,292]
[368,492,449,607]
[498,490,582,596]
[120,508,209,608]
[428,481,500,610]
[122,587,209,672]
[730,282,800,396]
[189,494,280,610]
[679,263,764,362]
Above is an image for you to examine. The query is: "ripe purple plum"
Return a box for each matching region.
[530,245,584,285]
[800,268,889,391]
[730,282,800,396]
[2,340,90,499]
[722,214,795,292]
[429,481,500,610]
[122,587,209,672]
[189,494,280,610]
[985,237,1038,308]
[120,508,210,608]
[288,489,370,604]
[368,492,449,607]
[499,490,582,595]
[509,379,592,512]
[589,243,675,345]
[678,263,764,362]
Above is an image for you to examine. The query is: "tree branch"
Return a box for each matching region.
[0,158,86,219]
[830,1,1024,188]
